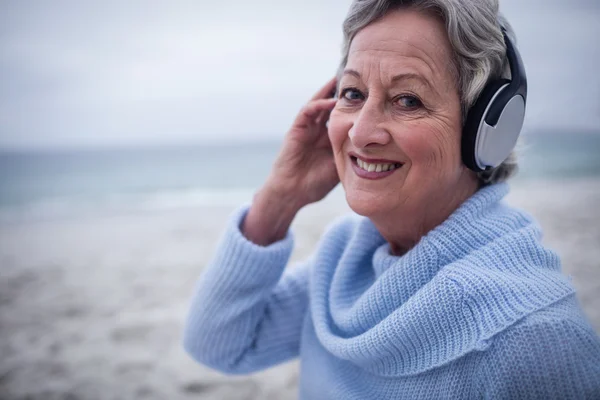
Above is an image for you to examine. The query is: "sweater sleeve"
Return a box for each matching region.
[182,204,311,375]
[478,306,600,399]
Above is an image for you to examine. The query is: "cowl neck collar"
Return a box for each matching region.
[309,183,574,376]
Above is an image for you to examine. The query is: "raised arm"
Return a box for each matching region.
[183,77,340,375]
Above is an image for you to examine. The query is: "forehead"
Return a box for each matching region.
[347,9,454,82]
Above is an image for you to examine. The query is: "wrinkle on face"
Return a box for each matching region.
[348,13,456,91]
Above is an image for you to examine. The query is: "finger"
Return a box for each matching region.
[316,105,335,126]
[294,98,337,127]
[315,108,328,126]
[310,77,338,101]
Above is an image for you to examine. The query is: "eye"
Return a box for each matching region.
[396,95,422,110]
[340,88,365,102]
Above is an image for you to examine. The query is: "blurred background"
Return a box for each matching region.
[0,1,599,399]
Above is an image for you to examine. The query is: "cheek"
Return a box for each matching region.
[397,122,461,169]
[327,110,352,161]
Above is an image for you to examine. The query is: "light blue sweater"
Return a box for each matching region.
[183,183,600,399]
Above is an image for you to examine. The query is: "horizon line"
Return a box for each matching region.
[0,128,599,154]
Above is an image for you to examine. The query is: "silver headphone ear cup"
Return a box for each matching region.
[462,31,527,173]
[462,79,510,172]
[476,89,525,169]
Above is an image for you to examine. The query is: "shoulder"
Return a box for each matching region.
[478,295,600,399]
[486,295,600,355]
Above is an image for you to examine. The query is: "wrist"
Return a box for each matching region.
[260,179,306,213]
[241,185,301,246]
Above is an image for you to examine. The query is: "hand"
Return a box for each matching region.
[242,77,339,245]
[266,77,340,209]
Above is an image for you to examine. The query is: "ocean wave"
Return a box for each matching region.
[0,188,256,224]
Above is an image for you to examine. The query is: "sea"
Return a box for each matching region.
[0,131,599,224]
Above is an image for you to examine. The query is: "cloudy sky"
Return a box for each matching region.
[0,0,598,150]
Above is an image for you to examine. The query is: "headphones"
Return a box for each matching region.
[461,28,528,172]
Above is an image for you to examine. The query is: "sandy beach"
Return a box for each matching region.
[1,178,599,399]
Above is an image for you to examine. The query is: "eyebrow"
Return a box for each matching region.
[342,69,434,90]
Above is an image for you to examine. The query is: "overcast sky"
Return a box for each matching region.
[0,0,598,150]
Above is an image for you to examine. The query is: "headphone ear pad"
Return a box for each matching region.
[462,78,510,171]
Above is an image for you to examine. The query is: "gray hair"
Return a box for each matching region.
[339,0,519,185]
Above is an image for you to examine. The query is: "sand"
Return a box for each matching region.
[1,178,599,400]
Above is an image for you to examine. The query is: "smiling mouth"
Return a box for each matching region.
[350,156,403,173]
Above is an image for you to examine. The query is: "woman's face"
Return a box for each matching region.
[328,9,475,225]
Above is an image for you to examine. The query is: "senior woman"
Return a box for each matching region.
[183,0,600,398]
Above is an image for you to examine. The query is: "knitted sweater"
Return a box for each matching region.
[183,183,600,399]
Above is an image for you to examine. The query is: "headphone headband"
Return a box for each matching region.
[484,30,528,126]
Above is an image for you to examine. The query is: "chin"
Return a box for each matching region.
[343,189,391,218]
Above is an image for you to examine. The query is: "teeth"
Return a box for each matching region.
[355,158,400,173]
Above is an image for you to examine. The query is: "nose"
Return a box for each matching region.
[348,98,391,148]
